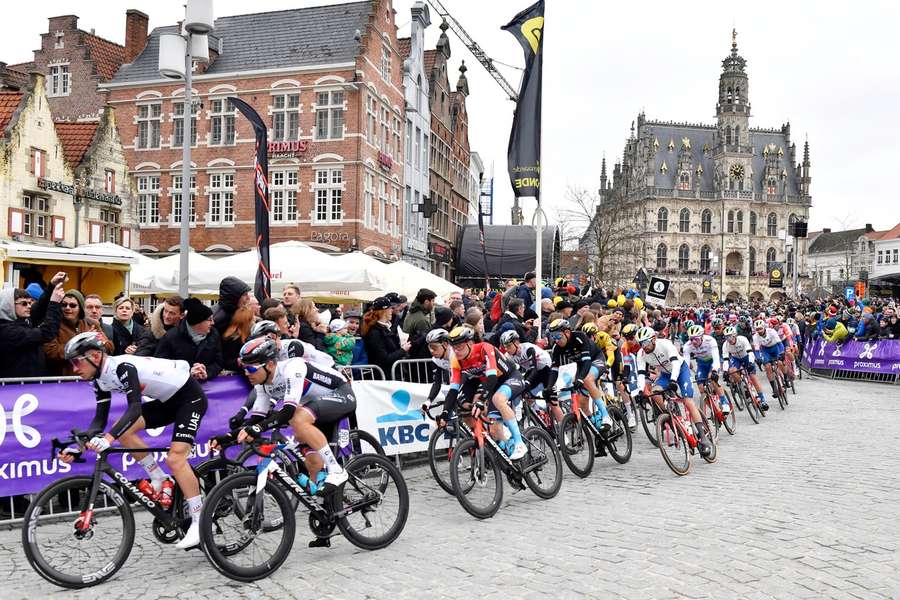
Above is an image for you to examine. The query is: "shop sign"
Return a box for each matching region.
[378,151,393,171]
[38,178,122,206]
[267,140,309,158]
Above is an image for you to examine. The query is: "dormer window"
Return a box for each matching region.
[54,31,64,49]
[678,171,690,190]
[767,178,777,195]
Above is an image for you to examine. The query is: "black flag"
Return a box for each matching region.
[228,97,271,300]
[503,0,544,199]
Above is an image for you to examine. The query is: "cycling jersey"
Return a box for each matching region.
[280,338,334,368]
[683,335,721,370]
[637,339,693,398]
[592,330,617,367]
[722,336,754,360]
[753,328,783,349]
[775,323,795,347]
[550,330,597,380]
[443,342,520,412]
[504,342,551,372]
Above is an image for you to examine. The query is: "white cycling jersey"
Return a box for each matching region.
[280,339,334,368]
[504,342,551,372]
[722,336,755,361]
[636,338,685,388]
[753,328,782,349]
[249,357,347,416]
[682,335,721,370]
[94,354,190,402]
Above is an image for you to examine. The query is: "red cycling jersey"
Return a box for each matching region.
[448,342,516,387]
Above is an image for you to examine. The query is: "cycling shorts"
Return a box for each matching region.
[588,358,609,381]
[653,362,694,398]
[757,343,785,365]
[495,372,527,406]
[141,376,208,445]
[297,383,357,427]
[728,355,756,374]
[695,359,716,383]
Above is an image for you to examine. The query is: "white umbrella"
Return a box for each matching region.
[380,260,463,300]
[149,250,220,296]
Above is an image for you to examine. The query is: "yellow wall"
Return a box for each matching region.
[5,261,127,303]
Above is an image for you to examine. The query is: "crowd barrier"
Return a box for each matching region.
[802,337,900,384]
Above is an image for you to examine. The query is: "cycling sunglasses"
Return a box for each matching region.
[547,332,563,341]
[242,364,264,374]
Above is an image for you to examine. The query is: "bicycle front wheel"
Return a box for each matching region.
[521,426,562,499]
[427,424,457,495]
[334,454,409,550]
[655,414,691,476]
[637,397,659,447]
[606,406,633,464]
[449,438,503,519]
[199,471,296,583]
[557,412,594,478]
[22,476,134,589]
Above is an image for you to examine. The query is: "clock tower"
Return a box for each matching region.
[714,29,752,192]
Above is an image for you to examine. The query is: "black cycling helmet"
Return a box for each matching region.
[425,328,449,345]
[447,325,474,345]
[547,318,571,333]
[64,331,107,360]
[239,337,278,365]
[250,319,280,339]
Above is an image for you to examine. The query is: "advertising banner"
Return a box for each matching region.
[803,338,900,375]
[353,380,448,457]
[768,263,784,288]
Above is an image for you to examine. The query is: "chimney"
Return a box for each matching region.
[865,224,873,232]
[823,228,831,234]
[124,9,149,64]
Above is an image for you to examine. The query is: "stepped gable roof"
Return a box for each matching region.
[81,31,126,81]
[55,121,100,167]
[110,2,372,83]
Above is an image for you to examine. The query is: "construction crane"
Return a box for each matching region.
[425,0,518,102]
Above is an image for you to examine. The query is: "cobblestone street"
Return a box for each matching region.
[2,374,899,599]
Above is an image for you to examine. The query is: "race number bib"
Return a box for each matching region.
[554,363,578,392]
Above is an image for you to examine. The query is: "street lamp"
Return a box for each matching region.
[158,0,213,297]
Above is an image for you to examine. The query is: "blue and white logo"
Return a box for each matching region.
[375,389,428,447]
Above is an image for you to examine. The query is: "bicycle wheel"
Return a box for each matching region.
[700,416,718,464]
[744,387,760,424]
[449,438,503,519]
[556,412,594,478]
[637,397,659,447]
[349,429,385,458]
[728,383,745,411]
[199,471,296,583]
[702,396,721,443]
[655,414,691,476]
[521,427,562,499]
[22,476,134,589]
[606,407,633,464]
[774,376,786,410]
[334,454,409,550]
[427,424,457,495]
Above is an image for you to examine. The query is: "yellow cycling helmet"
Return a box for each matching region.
[607,299,617,308]
[621,323,638,337]
[547,318,571,333]
[581,323,599,334]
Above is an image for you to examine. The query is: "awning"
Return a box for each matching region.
[1,241,138,271]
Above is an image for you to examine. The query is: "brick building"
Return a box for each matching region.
[103,0,407,258]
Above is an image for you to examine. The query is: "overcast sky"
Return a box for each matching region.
[3,0,899,233]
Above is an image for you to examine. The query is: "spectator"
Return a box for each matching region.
[293,299,327,350]
[464,307,485,342]
[281,283,301,327]
[822,318,849,344]
[84,293,114,341]
[132,303,149,328]
[403,288,436,340]
[492,298,536,344]
[449,300,466,326]
[111,297,152,356]
[247,295,261,319]
[886,313,900,339]
[0,277,65,378]
[434,306,455,331]
[344,310,362,335]
[260,297,281,315]
[263,305,292,336]
[362,296,410,377]
[145,295,185,355]
[855,311,880,341]
[515,272,537,309]
[43,290,114,376]
[221,306,255,371]
[155,297,223,381]
[324,319,355,366]
[213,276,251,336]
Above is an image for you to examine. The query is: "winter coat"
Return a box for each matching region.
[402,301,434,343]
[514,283,534,308]
[363,321,407,378]
[44,313,113,376]
[154,319,224,380]
[111,319,154,356]
[0,288,62,378]
[324,332,355,366]
[213,276,250,335]
[823,322,849,344]
[491,311,535,345]
[298,321,326,351]
[220,332,247,373]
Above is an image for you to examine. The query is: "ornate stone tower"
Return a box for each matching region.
[714,29,753,192]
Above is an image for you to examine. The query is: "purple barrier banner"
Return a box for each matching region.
[803,338,900,375]
[0,375,252,497]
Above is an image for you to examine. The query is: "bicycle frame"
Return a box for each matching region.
[459,417,546,477]
[661,395,700,450]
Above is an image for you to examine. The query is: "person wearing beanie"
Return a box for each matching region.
[212,276,251,336]
[403,288,437,355]
[155,297,223,380]
[822,317,848,344]
[25,282,44,301]
[514,272,537,309]
[43,290,114,376]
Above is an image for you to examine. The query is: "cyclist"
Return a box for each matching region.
[752,319,787,399]
[546,318,613,433]
[425,327,453,405]
[722,325,769,412]
[440,326,528,460]
[634,326,712,457]
[584,322,637,429]
[770,316,797,380]
[682,324,730,414]
[499,329,562,425]
[59,331,207,550]
[236,337,356,495]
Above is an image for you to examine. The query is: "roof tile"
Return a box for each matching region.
[424,49,437,75]
[0,91,24,131]
[55,121,99,167]
[81,31,125,81]
[397,37,411,60]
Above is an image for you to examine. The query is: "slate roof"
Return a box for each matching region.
[807,228,872,254]
[397,37,411,60]
[81,32,126,81]
[55,121,99,167]
[110,2,372,84]
[0,91,24,132]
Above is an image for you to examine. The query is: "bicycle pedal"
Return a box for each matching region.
[308,537,332,549]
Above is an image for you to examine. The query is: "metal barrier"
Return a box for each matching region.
[344,364,387,381]
[0,376,81,385]
[391,358,447,385]
[811,368,899,385]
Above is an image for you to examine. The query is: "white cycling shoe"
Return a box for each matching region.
[176,522,201,550]
[509,441,528,460]
[324,468,348,488]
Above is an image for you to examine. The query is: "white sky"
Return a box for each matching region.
[3,0,899,233]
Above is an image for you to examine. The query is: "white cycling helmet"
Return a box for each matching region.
[425,328,449,345]
[723,325,738,337]
[687,325,705,338]
[753,319,767,330]
[635,326,657,343]
[499,330,520,345]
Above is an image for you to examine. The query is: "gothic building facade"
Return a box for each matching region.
[588,33,812,303]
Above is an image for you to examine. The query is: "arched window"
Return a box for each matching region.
[788,213,798,236]
[678,244,690,271]
[727,210,735,233]
[725,126,732,146]
[734,86,741,102]
[749,211,757,235]
[726,87,733,102]
[416,75,422,112]
[679,208,690,232]
[734,126,740,144]
[749,246,757,274]
[736,210,744,233]
[701,209,712,234]
[700,245,711,273]
[766,247,777,272]
[656,244,668,270]
[767,178,777,194]
[678,172,690,190]
[767,212,777,237]
[657,207,668,232]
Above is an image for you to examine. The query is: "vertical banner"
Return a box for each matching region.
[768,263,784,288]
[503,0,544,199]
[228,97,271,300]
[477,205,491,290]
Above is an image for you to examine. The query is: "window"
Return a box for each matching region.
[749,246,756,274]
[54,31,64,49]
[894,249,899,264]
[700,245,711,273]
[22,194,49,238]
[136,176,160,225]
[381,45,391,81]
[725,126,732,146]
[48,64,70,96]
[677,208,690,233]
[787,248,794,276]
[767,178,777,195]
[315,90,345,140]
[767,212,777,237]
[366,95,378,146]
[657,207,668,232]
[314,168,343,223]
[656,244,667,270]
[270,170,298,223]
[173,101,198,147]
[678,172,690,190]
[272,93,300,141]
[137,103,162,149]
[699,209,711,234]
[30,148,46,178]
[678,244,690,271]
[391,186,400,237]
[422,134,429,173]
[364,172,374,228]
[749,211,757,235]
[378,179,388,232]
[380,106,390,155]
[208,173,235,225]
[405,120,412,164]
[766,248,777,272]
[878,251,883,265]
[209,99,236,146]
[172,175,197,224]
[98,208,121,243]
[104,170,115,194]
[736,210,744,233]
[393,116,402,160]
[727,210,735,233]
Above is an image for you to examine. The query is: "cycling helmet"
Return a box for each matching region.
[426,328,449,345]
[753,319,767,330]
[581,322,599,335]
[447,325,475,345]
[250,319,280,339]
[768,317,779,327]
[723,325,738,337]
[64,331,107,360]
[499,330,520,345]
[635,326,657,343]
[621,323,638,338]
[687,325,705,338]
[786,317,796,326]
[239,337,278,365]
[683,319,695,330]
[712,318,724,328]
[547,318,571,333]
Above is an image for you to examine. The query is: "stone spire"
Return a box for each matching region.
[455,60,469,96]
[600,154,608,191]
[436,19,451,58]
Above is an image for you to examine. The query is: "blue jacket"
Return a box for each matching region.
[514,283,534,307]
[351,337,369,365]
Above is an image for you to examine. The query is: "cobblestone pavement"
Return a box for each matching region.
[2,374,899,599]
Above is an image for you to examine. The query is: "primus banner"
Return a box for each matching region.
[803,338,900,375]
